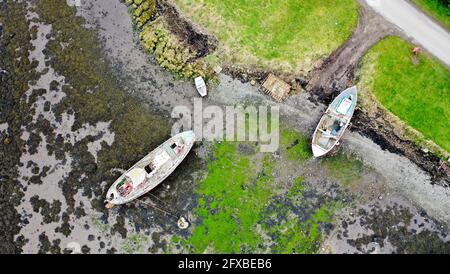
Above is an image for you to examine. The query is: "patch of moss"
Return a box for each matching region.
[182,139,342,254]
[0,0,36,253]
[125,0,157,28]
[280,129,312,161]
[140,18,207,79]
[122,233,149,253]
[262,178,342,254]
[184,142,273,253]
[322,153,365,187]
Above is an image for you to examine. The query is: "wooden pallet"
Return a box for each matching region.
[261,73,291,102]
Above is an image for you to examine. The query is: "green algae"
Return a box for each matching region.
[322,153,365,187]
[263,178,342,254]
[184,142,273,253]
[33,0,170,214]
[122,233,149,253]
[0,0,36,253]
[280,129,312,161]
[182,135,341,254]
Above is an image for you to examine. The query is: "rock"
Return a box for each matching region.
[422,148,429,153]
[250,80,256,86]
[3,137,10,145]
[84,163,97,173]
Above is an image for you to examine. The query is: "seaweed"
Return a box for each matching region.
[0,0,36,253]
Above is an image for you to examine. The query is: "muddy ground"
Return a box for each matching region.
[0,0,449,254]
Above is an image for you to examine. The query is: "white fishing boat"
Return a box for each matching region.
[105,131,196,208]
[194,76,207,97]
[311,86,357,157]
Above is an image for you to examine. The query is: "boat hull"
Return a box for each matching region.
[105,131,195,205]
[311,87,357,157]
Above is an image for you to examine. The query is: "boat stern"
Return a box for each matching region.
[312,144,328,157]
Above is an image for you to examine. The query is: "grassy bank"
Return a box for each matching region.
[412,0,450,30]
[174,0,358,73]
[358,36,450,153]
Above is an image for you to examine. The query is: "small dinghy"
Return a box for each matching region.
[194,76,207,97]
[105,131,196,208]
[311,86,357,157]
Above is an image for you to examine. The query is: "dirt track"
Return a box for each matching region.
[307,1,394,98]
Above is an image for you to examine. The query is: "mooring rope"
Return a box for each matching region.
[134,198,181,226]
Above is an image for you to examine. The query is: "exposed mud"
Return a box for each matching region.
[352,110,450,187]
[324,195,450,253]
[160,1,218,59]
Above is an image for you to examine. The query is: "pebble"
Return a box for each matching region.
[250,80,256,86]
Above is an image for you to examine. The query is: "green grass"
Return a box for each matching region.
[174,0,358,72]
[412,0,450,30]
[358,36,450,152]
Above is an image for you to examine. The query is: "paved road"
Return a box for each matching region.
[365,0,450,67]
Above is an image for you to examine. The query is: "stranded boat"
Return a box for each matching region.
[194,76,207,97]
[105,131,196,208]
[311,86,357,157]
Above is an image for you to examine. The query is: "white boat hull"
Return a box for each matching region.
[311,87,357,157]
[105,131,195,206]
